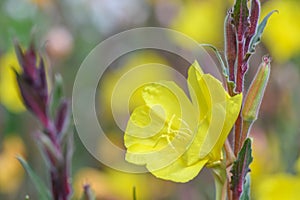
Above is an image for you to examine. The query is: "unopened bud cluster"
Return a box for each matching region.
[14,42,72,200]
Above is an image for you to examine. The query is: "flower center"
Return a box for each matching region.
[153,114,192,149]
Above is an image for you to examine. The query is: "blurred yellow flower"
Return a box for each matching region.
[73,167,173,199]
[171,0,224,46]
[0,135,26,194]
[255,173,300,200]
[0,51,25,112]
[250,129,281,183]
[251,131,300,199]
[124,61,242,182]
[295,156,300,173]
[262,0,300,62]
[98,51,172,128]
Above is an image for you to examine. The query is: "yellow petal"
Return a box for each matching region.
[187,61,242,161]
[124,61,242,182]
[124,81,198,171]
[207,93,242,163]
[151,157,208,183]
[187,61,207,120]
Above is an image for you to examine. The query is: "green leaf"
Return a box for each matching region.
[240,174,251,200]
[230,138,253,197]
[17,157,52,200]
[50,74,64,117]
[248,10,278,54]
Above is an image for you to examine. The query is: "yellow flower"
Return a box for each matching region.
[255,173,300,200]
[0,51,25,112]
[0,136,26,194]
[124,61,242,182]
[262,0,300,62]
[98,51,172,119]
[295,156,300,173]
[73,167,174,199]
[171,0,224,46]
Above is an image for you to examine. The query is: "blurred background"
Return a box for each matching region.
[0,0,300,199]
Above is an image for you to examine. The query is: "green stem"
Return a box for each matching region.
[212,165,227,200]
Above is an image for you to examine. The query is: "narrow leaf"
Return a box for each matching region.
[230,138,253,198]
[201,44,236,94]
[201,44,228,77]
[248,10,278,54]
[17,157,52,200]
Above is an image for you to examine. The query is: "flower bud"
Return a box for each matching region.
[14,42,49,127]
[55,99,69,136]
[36,132,63,166]
[242,56,271,122]
[248,0,260,38]
[233,0,249,41]
[224,11,237,82]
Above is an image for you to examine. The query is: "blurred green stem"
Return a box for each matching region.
[212,165,227,200]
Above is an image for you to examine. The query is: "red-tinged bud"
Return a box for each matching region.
[36,132,63,166]
[38,59,48,103]
[248,0,260,37]
[14,43,50,127]
[14,41,38,82]
[233,0,249,41]
[55,99,69,136]
[16,72,49,127]
[242,56,271,122]
[245,0,260,54]
[225,11,237,82]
